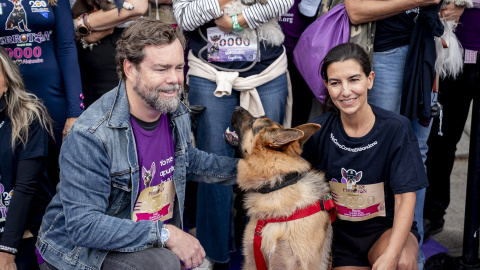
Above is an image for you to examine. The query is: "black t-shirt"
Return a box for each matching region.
[302,105,428,236]
[0,97,55,249]
[373,8,419,52]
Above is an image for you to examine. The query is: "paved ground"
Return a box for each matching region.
[431,104,475,258]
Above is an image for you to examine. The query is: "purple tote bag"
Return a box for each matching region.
[293,4,350,103]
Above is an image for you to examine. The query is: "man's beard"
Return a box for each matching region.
[133,76,182,114]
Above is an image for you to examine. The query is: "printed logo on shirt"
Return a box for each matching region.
[0,31,51,65]
[5,0,31,32]
[29,0,49,17]
[279,12,294,24]
[331,168,363,190]
[0,184,13,224]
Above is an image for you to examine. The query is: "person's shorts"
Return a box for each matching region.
[331,218,420,268]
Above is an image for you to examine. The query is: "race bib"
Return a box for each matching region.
[330,181,386,222]
[132,180,175,222]
[206,27,259,62]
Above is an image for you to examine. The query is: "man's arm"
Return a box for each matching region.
[187,143,238,185]
[345,0,441,25]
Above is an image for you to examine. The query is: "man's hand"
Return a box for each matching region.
[165,225,205,269]
[63,117,78,141]
[440,2,465,22]
[214,13,234,33]
[0,252,16,270]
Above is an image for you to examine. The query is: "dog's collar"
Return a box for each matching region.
[257,172,305,194]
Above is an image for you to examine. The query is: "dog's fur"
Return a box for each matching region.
[224,107,332,270]
[434,0,473,79]
[71,0,134,19]
[223,0,285,46]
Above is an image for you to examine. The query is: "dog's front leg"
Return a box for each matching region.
[268,240,301,270]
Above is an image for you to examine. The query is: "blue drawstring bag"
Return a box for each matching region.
[293,4,350,103]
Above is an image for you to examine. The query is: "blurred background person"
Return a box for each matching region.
[0,46,56,270]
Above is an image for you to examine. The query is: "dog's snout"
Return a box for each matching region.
[234,106,244,112]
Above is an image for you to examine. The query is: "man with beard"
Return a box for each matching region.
[36,18,238,270]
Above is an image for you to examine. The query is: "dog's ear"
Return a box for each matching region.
[266,129,304,149]
[293,123,321,147]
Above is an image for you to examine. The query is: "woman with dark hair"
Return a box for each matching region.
[0,46,55,270]
[303,43,428,270]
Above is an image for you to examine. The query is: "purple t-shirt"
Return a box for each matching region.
[455,8,480,52]
[279,0,314,53]
[131,115,176,223]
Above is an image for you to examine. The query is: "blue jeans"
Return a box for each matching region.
[189,74,288,263]
[370,45,428,269]
[39,248,181,270]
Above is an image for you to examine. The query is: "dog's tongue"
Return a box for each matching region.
[224,128,238,147]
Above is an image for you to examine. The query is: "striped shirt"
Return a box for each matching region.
[172,0,294,31]
[464,0,480,63]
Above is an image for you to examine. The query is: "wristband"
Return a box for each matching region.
[0,245,17,255]
[231,14,244,34]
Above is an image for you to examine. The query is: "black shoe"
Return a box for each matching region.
[423,218,444,242]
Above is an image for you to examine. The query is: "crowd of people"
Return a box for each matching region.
[0,0,478,269]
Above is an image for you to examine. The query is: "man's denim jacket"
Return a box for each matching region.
[36,82,238,270]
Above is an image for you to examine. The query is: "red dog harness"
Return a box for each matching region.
[253,196,336,270]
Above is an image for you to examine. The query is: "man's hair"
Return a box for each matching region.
[115,18,186,80]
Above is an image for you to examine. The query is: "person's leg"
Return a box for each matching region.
[411,115,433,270]
[424,64,476,236]
[101,248,180,270]
[256,73,289,124]
[188,75,238,264]
[368,230,419,270]
[287,52,313,127]
[368,45,409,114]
[39,248,181,270]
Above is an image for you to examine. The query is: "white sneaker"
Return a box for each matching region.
[192,257,214,270]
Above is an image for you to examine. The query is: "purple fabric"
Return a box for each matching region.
[130,115,175,222]
[35,247,45,265]
[279,0,314,52]
[456,9,480,51]
[293,4,349,103]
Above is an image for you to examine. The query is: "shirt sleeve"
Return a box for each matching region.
[242,0,294,29]
[0,120,49,250]
[0,158,43,250]
[389,123,429,194]
[173,0,223,31]
[53,0,84,118]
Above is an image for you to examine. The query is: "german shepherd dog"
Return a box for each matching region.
[224,106,333,270]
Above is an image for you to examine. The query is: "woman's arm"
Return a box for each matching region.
[345,0,441,25]
[372,191,416,270]
[53,0,83,136]
[172,0,231,31]
[85,0,149,31]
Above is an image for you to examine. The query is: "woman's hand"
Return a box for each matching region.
[0,253,16,270]
[440,2,465,22]
[372,249,399,270]
[214,13,234,33]
[63,117,78,141]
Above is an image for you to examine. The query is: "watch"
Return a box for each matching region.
[75,15,90,36]
[231,14,244,35]
[160,224,170,247]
